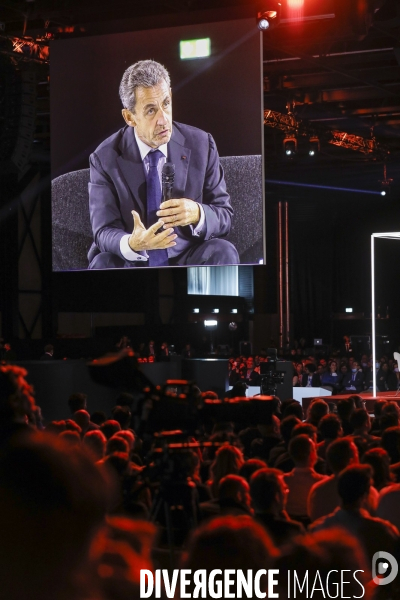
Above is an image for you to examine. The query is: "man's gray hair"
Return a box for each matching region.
[119,60,171,112]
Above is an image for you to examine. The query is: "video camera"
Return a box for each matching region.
[259,348,285,396]
[87,350,276,435]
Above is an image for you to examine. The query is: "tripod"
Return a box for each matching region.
[150,478,198,569]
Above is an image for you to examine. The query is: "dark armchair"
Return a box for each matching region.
[51,155,263,271]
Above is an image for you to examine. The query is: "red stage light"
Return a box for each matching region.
[287,0,304,20]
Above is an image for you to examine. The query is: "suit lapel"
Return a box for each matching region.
[168,125,191,197]
[117,127,146,215]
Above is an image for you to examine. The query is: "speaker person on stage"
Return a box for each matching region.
[87,60,238,269]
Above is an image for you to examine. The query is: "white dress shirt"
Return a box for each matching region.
[120,129,205,262]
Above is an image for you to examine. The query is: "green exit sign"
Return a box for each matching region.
[180,38,211,60]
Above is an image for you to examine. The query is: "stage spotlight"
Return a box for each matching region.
[308,137,320,157]
[204,320,218,328]
[257,3,281,30]
[283,137,297,157]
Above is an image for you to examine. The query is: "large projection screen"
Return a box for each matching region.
[50,18,264,271]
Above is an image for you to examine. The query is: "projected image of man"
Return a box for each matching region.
[87,60,238,269]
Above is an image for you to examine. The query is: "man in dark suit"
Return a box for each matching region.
[341,361,365,393]
[88,60,238,269]
[301,363,321,387]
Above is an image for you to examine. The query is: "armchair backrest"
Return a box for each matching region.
[51,155,263,271]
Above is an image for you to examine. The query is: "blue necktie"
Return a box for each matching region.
[146,150,169,267]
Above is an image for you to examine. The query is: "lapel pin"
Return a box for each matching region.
[181,155,187,160]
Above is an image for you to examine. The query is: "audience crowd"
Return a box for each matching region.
[113,336,400,395]
[1,342,400,599]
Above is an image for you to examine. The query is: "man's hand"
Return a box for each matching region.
[157,198,200,228]
[128,211,177,252]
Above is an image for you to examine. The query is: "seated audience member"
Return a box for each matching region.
[114,429,139,463]
[381,401,400,426]
[45,420,67,435]
[370,398,388,435]
[207,444,244,498]
[306,398,329,428]
[0,434,108,600]
[292,363,303,387]
[239,414,280,459]
[244,356,261,386]
[320,360,343,393]
[377,362,398,392]
[0,364,38,445]
[200,474,252,520]
[106,435,130,457]
[181,450,211,503]
[72,409,99,436]
[377,484,400,532]
[363,361,374,390]
[64,419,82,434]
[181,515,277,577]
[339,362,349,384]
[336,398,355,435]
[283,434,327,523]
[239,458,266,482]
[381,426,400,464]
[380,411,400,434]
[341,361,365,393]
[100,419,122,440]
[67,392,87,414]
[281,399,304,420]
[308,438,378,523]
[316,413,342,460]
[276,423,325,474]
[94,516,156,599]
[83,429,107,461]
[268,415,301,468]
[201,429,241,463]
[250,415,282,462]
[350,408,380,454]
[362,447,394,492]
[310,465,399,563]
[347,394,365,409]
[273,529,373,600]
[228,360,242,386]
[111,405,132,431]
[301,363,320,387]
[250,468,305,547]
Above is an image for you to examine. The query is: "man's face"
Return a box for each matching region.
[123,80,172,148]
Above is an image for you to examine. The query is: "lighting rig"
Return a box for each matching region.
[257,2,282,31]
[0,34,51,64]
[264,108,388,159]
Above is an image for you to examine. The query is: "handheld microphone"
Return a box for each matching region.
[162,162,175,202]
